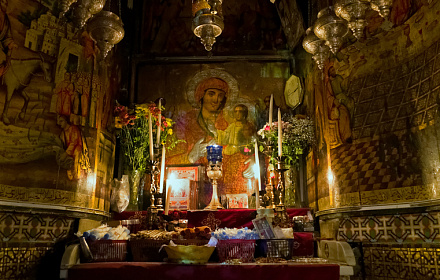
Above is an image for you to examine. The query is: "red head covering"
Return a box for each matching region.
[195,77,229,104]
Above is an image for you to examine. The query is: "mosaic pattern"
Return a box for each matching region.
[338,212,440,243]
[363,243,440,280]
[330,137,421,195]
[0,212,75,279]
[349,41,440,138]
[327,37,440,208]
[0,213,74,242]
[0,243,54,280]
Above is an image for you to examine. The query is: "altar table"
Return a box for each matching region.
[113,208,310,229]
[67,262,340,280]
[113,208,314,256]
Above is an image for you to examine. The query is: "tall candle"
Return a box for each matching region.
[159,145,166,193]
[278,108,282,157]
[254,141,261,209]
[156,99,161,146]
[268,94,273,129]
[164,184,171,215]
[149,113,154,160]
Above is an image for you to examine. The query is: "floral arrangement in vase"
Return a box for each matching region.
[115,101,181,173]
[257,114,315,167]
[114,101,182,210]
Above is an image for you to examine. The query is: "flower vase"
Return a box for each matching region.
[126,170,142,211]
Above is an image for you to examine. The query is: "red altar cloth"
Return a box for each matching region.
[113,208,310,229]
[67,262,339,280]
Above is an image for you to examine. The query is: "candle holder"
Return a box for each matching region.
[205,145,224,210]
[273,156,291,227]
[262,141,275,208]
[147,158,160,229]
[275,156,288,206]
[205,162,224,210]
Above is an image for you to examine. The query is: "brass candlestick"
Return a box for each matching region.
[264,175,276,209]
[276,156,288,206]
[262,141,275,208]
[273,156,290,227]
[147,157,160,230]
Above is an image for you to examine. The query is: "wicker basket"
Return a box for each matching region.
[216,239,256,263]
[88,240,128,262]
[130,239,169,262]
[256,239,294,259]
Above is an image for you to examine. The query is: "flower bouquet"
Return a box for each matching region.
[257,114,315,167]
[114,101,182,210]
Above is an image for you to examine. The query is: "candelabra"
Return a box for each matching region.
[205,145,224,210]
[262,142,275,208]
[273,156,291,227]
[147,159,160,229]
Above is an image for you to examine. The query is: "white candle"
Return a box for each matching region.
[254,141,261,209]
[164,184,171,215]
[156,99,161,146]
[159,145,166,193]
[268,94,273,129]
[149,113,154,161]
[278,108,282,157]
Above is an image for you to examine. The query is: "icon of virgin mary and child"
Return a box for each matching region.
[168,76,256,195]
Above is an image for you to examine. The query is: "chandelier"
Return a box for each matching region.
[87,10,125,60]
[192,0,224,51]
[303,0,393,70]
[71,0,106,28]
[370,0,393,18]
[334,0,371,40]
[58,0,78,18]
[314,7,349,55]
[302,27,330,70]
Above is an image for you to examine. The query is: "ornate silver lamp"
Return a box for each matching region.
[72,0,106,28]
[205,145,224,210]
[334,0,371,39]
[59,0,78,18]
[314,7,349,54]
[192,0,224,51]
[87,11,125,60]
[370,0,393,18]
[302,27,330,70]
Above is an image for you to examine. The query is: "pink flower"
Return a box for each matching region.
[244,147,250,153]
[264,125,270,131]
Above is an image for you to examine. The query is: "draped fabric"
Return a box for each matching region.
[68,262,339,280]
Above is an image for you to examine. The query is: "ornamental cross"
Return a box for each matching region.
[202,212,222,230]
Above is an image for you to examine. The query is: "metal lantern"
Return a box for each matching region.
[87,11,125,60]
[192,0,224,51]
[314,7,349,54]
[370,0,393,18]
[302,27,330,70]
[59,0,78,18]
[334,0,371,39]
[72,0,106,28]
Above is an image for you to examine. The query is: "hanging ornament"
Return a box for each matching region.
[370,0,393,18]
[87,11,125,60]
[314,7,350,54]
[302,27,330,70]
[72,0,106,29]
[334,0,371,40]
